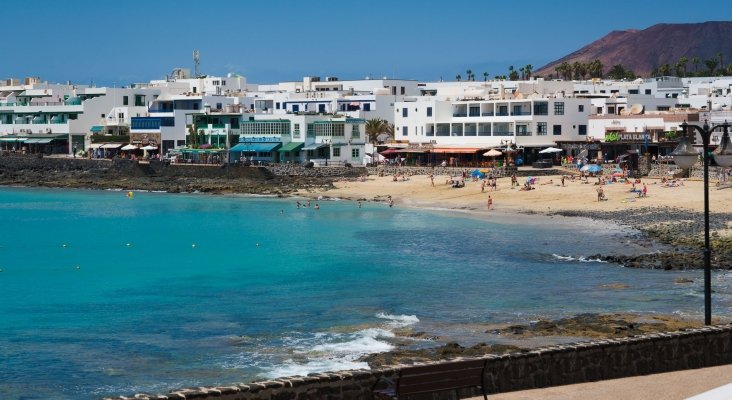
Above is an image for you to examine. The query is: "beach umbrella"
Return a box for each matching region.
[470,169,485,179]
[141,145,157,151]
[539,147,563,154]
[483,149,502,157]
[121,144,138,151]
[581,164,603,173]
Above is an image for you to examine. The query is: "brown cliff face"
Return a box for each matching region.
[534,21,732,78]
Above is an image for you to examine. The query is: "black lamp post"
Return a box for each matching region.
[670,120,732,325]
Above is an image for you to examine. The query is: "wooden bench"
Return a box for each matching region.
[374,358,489,399]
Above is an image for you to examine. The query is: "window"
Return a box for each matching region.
[193,103,199,110]
[216,103,222,110]
[134,95,145,107]
[192,87,197,93]
[363,103,371,111]
[351,124,360,138]
[123,96,129,106]
[332,147,340,157]
[118,112,124,120]
[402,108,408,117]
[351,148,360,158]
[578,125,587,135]
[536,122,547,136]
[292,104,299,113]
[629,89,639,94]
[276,102,280,109]
[400,86,405,95]
[554,102,564,115]
[427,107,432,117]
[533,102,548,115]
[101,114,105,118]
[645,89,652,95]
[553,124,562,135]
[578,105,584,112]
[293,123,300,138]
[402,126,408,136]
[177,140,186,146]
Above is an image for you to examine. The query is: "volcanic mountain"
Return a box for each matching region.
[534,21,732,78]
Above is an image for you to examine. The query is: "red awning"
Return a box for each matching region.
[380,148,399,155]
[431,147,481,154]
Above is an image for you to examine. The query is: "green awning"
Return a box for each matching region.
[90,125,103,132]
[277,142,304,152]
[230,142,281,152]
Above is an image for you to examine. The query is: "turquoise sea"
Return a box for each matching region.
[1,187,731,399]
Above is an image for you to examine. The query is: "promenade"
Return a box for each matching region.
[468,364,732,400]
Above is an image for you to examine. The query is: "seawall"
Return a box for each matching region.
[104,324,732,400]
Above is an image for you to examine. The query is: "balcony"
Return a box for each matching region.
[452,113,468,117]
[511,111,532,116]
[515,131,533,136]
[495,111,509,116]
[493,131,513,136]
[481,112,494,116]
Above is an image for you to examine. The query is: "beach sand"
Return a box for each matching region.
[304,172,732,219]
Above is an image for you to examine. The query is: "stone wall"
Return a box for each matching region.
[105,324,732,400]
[263,164,368,178]
[364,166,563,178]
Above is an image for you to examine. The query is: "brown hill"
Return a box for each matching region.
[534,21,732,78]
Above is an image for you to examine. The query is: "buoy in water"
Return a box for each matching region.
[127,191,134,198]
[62,244,68,248]
[192,243,197,248]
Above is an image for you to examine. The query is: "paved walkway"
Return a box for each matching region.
[467,364,732,400]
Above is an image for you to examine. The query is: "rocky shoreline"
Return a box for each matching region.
[360,313,704,368]
[548,207,732,270]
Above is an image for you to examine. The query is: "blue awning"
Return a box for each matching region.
[90,125,103,132]
[230,142,281,152]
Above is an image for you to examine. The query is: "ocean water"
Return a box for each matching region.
[1,187,731,399]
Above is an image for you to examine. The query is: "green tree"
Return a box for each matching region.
[692,56,701,75]
[483,71,489,81]
[466,69,473,81]
[508,65,519,81]
[718,52,724,75]
[524,64,533,80]
[659,64,671,76]
[455,74,462,82]
[365,118,388,163]
[678,56,689,77]
[607,64,629,80]
[705,59,719,75]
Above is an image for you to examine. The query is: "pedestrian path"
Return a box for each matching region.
[467,364,732,400]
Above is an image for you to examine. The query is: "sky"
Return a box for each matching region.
[5,0,731,85]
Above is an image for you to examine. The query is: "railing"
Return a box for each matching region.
[493,131,513,136]
[478,131,492,136]
[481,112,494,116]
[515,131,533,136]
[496,112,509,116]
[452,113,467,117]
[511,111,532,116]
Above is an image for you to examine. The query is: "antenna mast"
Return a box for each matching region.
[193,50,200,78]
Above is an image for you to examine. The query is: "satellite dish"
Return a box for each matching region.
[629,104,644,115]
[620,108,630,115]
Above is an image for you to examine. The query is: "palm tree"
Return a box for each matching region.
[659,63,671,76]
[678,56,688,77]
[692,57,701,75]
[365,118,388,164]
[455,74,462,82]
[705,59,718,75]
[483,71,489,81]
[718,52,724,75]
[524,64,533,80]
[588,59,604,78]
[508,65,519,81]
[519,67,525,80]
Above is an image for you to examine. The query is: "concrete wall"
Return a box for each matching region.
[104,324,732,400]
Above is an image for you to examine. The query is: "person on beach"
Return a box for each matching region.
[481,180,486,193]
[430,174,435,187]
[561,175,565,187]
[314,203,320,210]
[596,186,605,201]
[642,183,647,198]
[511,174,517,187]
[491,178,497,191]
[487,195,493,210]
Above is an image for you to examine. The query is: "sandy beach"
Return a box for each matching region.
[306,170,732,217]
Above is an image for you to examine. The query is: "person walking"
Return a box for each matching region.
[487,195,493,210]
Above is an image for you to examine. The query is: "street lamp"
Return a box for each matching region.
[670,120,732,325]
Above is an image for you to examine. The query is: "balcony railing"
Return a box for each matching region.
[493,131,513,136]
[452,113,467,117]
[515,131,533,136]
[478,131,492,136]
[496,112,509,116]
[481,112,494,116]
[511,111,532,116]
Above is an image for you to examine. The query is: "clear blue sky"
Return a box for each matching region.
[6,0,731,85]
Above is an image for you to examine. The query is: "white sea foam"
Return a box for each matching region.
[551,254,607,263]
[311,328,394,354]
[264,358,370,378]
[375,312,420,328]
